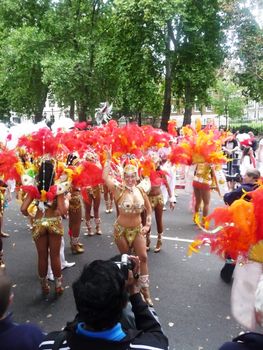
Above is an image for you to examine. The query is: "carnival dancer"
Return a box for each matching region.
[67,154,84,253]
[0,179,10,239]
[192,163,214,226]
[82,150,103,236]
[189,175,263,333]
[146,153,176,253]
[0,180,8,268]
[159,149,177,210]
[103,149,154,306]
[21,160,67,295]
[103,183,114,213]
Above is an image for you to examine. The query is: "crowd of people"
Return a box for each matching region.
[0,120,262,349]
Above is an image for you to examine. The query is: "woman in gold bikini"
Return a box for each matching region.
[21,160,67,295]
[146,155,176,253]
[83,150,103,236]
[103,149,153,306]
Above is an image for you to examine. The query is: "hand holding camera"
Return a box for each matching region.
[115,254,141,295]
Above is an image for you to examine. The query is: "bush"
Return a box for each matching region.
[229,123,263,136]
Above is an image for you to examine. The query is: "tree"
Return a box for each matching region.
[42,0,117,122]
[171,0,225,127]
[211,78,246,128]
[231,4,263,101]
[0,0,52,122]
[109,0,166,123]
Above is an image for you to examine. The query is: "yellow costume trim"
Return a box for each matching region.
[148,193,164,209]
[32,217,63,241]
[114,222,142,247]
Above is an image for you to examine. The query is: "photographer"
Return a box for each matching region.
[223,168,260,206]
[39,255,168,350]
[221,168,261,283]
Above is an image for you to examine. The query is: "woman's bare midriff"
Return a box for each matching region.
[116,211,142,228]
[35,207,60,219]
[149,186,161,196]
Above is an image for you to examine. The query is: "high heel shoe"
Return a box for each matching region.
[70,237,84,254]
[40,277,50,295]
[55,276,64,296]
[141,287,153,307]
[193,212,199,225]
[105,200,110,213]
[146,236,151,252]
[95,218,102,235]
[84,220,94,236]
[0,251,5,269]
[154,233,162,253]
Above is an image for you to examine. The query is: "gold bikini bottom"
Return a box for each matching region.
[87,185,101,199]
[32,217,63,241]
[69,193,81,212]
[114,222,142,247]
[148,194,164,209]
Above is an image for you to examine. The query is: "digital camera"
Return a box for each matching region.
[115,254,135,280]
[225,173,242,183]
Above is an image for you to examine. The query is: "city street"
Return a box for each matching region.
[3,190,243,350]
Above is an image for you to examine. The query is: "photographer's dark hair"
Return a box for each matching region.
[72,260,128,330]
[0,271,11,318]
[37,160,55,193]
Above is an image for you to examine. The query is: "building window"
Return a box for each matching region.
[206,104,212,112]
[247,101,255,109]
[194,104,200,112]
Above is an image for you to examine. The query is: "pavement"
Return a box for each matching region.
[2,190,244,350]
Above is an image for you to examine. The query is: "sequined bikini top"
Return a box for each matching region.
[117,187,145,214]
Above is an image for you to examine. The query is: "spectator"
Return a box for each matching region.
[240,146,256,177]
[222,133,240,189]
[220,168,261,283]
[39,256,168,350]
[248,131,258,155]
[0,270,44,350]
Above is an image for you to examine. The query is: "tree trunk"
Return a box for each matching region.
[138,112,142,126]
[78,103,88,122]
[183,80,192,126]
[160,23,173,132]
[69,100,75,120]
[34,86,48,123]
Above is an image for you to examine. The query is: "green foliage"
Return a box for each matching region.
[171,0,226,111]
[211,78,246,121]
[230,4,263,101]
[0,0,51,120]
[230,123,263,136]
[0,0,261,125]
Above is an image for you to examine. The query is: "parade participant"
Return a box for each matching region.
[67,154,84,253]
[146,154,175,253]
[192,163,214,226]
[20,160,67,295]
[159,149,177,211]
[83,150,103,236]
[220,168,260,283]
[0,179,9,269]
[103,183,114,213]
[0,179,10,238]
[103,149,153,306]
[189,178,263,337]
